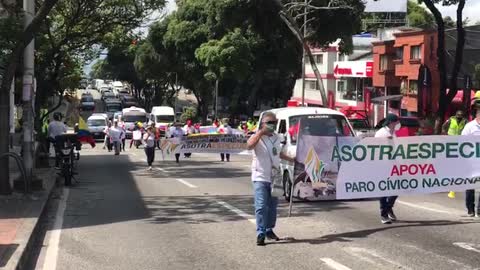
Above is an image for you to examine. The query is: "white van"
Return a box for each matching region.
[150,106,175,128]
[87,114,108,140]
[111,81,124,96]
[122,107,147,139]
[258,107,355,201]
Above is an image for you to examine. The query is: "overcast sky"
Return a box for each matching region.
[437,0,480,24]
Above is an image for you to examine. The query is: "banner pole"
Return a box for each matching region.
[288,178,295,217]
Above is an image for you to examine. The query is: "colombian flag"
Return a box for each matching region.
[77,116,96,148]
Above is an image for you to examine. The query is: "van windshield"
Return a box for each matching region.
[156,115,174,123]
[124,114,146,123]
[87,119,106,127]
[289,114,353,144]
[106,104,122,112]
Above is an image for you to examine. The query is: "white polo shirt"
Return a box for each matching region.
[251,133,283,183]
[375,126,396,138]
[48,121,67,139]
[461,119,480,135]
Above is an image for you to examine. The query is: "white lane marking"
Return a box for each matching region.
[397,200,451,214]
[176,178,197,188]
[453,242,480,253]
[320,258,352,270]
[404,244,474,269]
[43,188,70,270]
[346,247,412,270]
[217,201,256,224]
[155,168,168,173]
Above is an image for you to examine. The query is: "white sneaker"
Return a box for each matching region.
[148,166,152,171]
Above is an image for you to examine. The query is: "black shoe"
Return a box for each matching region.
[256,234,266,246]
[266,231,280,241]
[468,210,475,217]
[387,210,397,221]
[381,215,392,224]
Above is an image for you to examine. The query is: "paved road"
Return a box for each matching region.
[29,145,480,270]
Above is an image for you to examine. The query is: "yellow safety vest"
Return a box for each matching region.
[448,117,466,136]
[246,121,255,131]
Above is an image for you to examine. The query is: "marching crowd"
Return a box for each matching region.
[99,116,256,170]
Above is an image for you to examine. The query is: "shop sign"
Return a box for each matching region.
[334,60,373,78]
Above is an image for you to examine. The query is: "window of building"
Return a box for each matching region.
[379,55,388,71]
[337,80,354,101]
[338,53,346,61]
[410,45,421,60]
[315,54,323,64]
[395,47,404,60]
[409,80,418,95]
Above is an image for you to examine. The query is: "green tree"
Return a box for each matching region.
[34,0,166,126]
[0,0,60,194]
[421,0,466,133]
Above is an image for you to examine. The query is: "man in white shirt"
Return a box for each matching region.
[48,112,67,140]
[375,113,401,224]
[247,111,294,246]
[48,112,67,166]
[461,109,480,216]
[171,122,185,163]
[109,120,124,155]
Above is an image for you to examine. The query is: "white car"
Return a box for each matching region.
[257,107,354,202]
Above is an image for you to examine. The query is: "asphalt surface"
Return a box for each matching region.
[27,144,480,270]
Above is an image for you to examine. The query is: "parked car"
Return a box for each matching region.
[80,94,95,111]
[375,117,421,137]
[120,95,138,108]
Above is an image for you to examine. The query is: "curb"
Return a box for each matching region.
[3,168,57,270]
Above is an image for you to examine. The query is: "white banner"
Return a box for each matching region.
[293,134,480,201]
[336,135,480,199]
[159,134,248,155]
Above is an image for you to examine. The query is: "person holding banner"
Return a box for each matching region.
[171,122,185,163]
[376,113,401,224]
[219,118,232,162]
[247,112,295,246]
[461,109,480,217]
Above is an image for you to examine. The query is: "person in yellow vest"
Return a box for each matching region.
[441,110,466,200]
[442,110,466,135]
[246,118,255,132]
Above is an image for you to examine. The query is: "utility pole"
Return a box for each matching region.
[22,0,35,193]
[301,0,307,106]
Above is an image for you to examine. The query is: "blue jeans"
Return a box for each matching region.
[253,181,278,236]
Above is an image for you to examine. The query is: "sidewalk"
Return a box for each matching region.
[0,165,56,269]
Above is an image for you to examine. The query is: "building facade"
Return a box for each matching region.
[291,35,378,109]
[372,29,439,116]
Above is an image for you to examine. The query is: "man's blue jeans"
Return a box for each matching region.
[253,181,278,236]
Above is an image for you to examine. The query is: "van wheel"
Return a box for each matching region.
[283,172,292,202]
